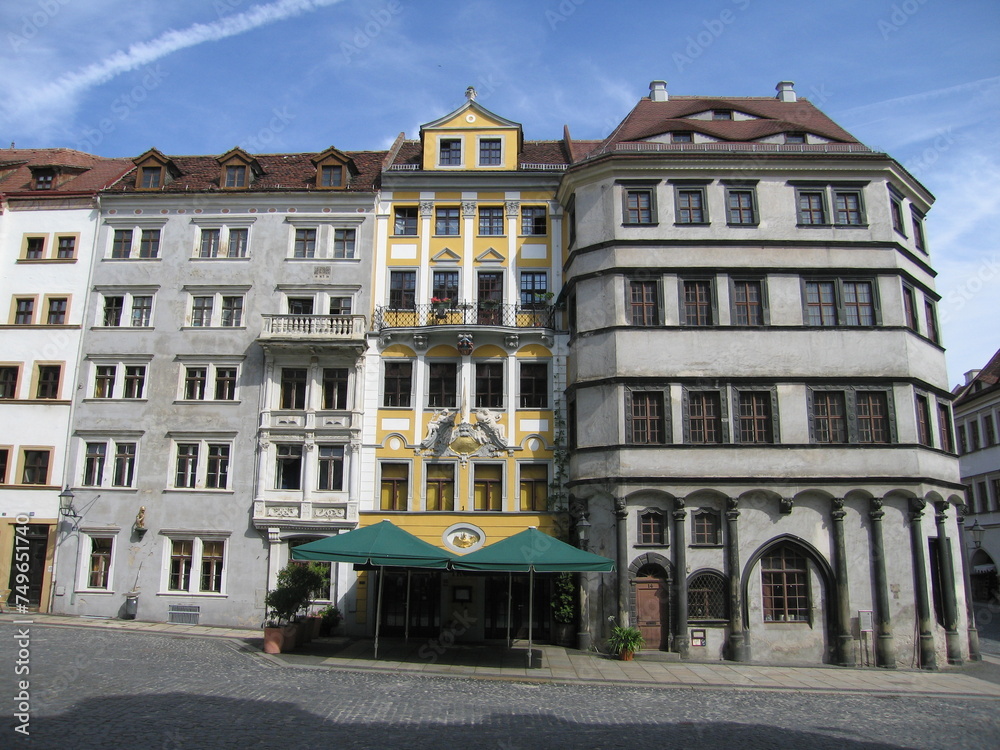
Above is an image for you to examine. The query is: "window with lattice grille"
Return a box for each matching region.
[688,572,727,620]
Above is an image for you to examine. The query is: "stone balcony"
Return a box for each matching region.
[260,409,357,432]
[252,498,359,530]
[259,314,367,351]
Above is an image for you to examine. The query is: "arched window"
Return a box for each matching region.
[638,509,666,545]
[688,571,727,620]
[761,545,810,622]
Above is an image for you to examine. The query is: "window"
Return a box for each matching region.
[34,169,54,190]
[425,463,455,511]
[675,188,707,224]
[57,236,77,259]
[984,413,997,448]
[111,229,134,258]
[785,132,806,144]
[428,362,458,408]
[83,442,106,486]
[439,139,462,166]
[100,291,154,328]
[140,166,161,188]
[191,297,213,327]
[435,207,460,235]
[902,286,918,332]
[915,394,932,447]
[638,510,665,545]
[433,270,460,304]
[221,296,243,327]
[389,271,416,309]
[380,463,408,510]
[173,439,232,490]
[322,368,348,410]
[138,229,160,258]
[24,237,44,259]
[938,404,954,452]
[294,228,317,258]
[624,189,654,224]
[924,301,939,344]
[82,440,137,487]
[113,442,136,487]
[671,132,692,143]
[87,537,114,589]
[810,388,894,444]
[834,189,865,225]
[687,391,723,444]
[317,446,344,491]
[682,279,714,326]
[957,425,968,455]
[969,420,981,452]
[479,207,505,236]
[228,228,249,258]
[214,367,237,401]
[182,366,206,400]
[804,279,877,326]
[475,362,503,408]
[329,297,352,315]
[204,444,230,489]
[94,365,116,398]
[856,391,890,443]
[123,365,146,399]
[521,206,546,235]
[797,191,827,225]
[199,229,221,258]
[275,444,303,490]
[689,571,727,620]
[0,448,7,483]
[630,279,660,326]
[762,545,810,622]
[911,210,926,252]
[36,365,61,399]
[224,165,247,188]
[333,228,356,259]
[166,537,227,594]
[519,363,548,408]
[175,444,198,488]
[321,164,343,188]
[383,362,412,407]
[280,368,307,410]
[629,391,666,444]
[712,110,732,120]
[473,464,503,511]
[0,366,18,399]
[14,298,34,325]
[889,189,906,235]
[813,391,848,443]
[726,189,757,225]
[737,391,774,443]
[46,297,67,325]
[186,291,245,328]
[394,207,418,236]
[519,464,548,512]
[22,449,50,484]
[479,138,502,166]
[692,511,721,546]
[520,271,548,308]
[731,279,764,326]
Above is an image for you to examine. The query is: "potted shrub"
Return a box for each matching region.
[318,604,343,637]
[550,572,576,647]
[263,563,326,653]
[607,624,645,661]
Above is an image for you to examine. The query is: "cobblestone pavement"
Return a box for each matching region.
[3,623,999,750]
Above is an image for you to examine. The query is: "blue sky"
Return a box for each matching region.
[1,0,997,386]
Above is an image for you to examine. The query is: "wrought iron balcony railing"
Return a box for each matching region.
[373,302,555,330]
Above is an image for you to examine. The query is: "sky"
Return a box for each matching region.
[1,0,997,387]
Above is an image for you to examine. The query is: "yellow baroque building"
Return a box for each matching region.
[357,91,570,640]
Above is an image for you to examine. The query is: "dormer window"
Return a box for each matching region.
[479,138,502,166]
[225,165,247,188]
[785,132,806,144]
[712,110,733,120]
[34,169,55,190]
[439,139,462,166]
[321,165,343,188]
[140,166,162,189]
[672,132,693,143]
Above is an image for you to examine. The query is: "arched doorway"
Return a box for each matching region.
[970,549,997,603]
[629,553,674,651]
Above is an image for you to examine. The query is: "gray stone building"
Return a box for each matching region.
[51,147,383,627]
[561,81,974,667]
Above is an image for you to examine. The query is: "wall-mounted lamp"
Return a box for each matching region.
[970,519,984,549]
[58,487,79,518]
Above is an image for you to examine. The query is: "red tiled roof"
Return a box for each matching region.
[108,150,387,192]
[598,96,861,152]
[954,347,1000,403]
[0,148,133,194]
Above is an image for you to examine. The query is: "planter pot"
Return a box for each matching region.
[263,627,284,654]
[282,623,299,650]
[553,622,575,647]
[619,650,634,661]
[297,620,312,645]
[307,616,323,639]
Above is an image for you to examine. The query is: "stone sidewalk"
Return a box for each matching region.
[7,612,1000,698]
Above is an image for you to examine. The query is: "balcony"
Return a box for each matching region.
[373,303,555,331]
[259,314,367,349]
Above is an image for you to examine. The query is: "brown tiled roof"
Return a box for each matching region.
[0,148,133,194]
[598,96,861,153]
[954,347,1000,403]
[109,150,387,192]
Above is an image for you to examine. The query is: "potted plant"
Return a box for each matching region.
[550,572,576,647]
[263,563,326,653]
[431,297,451,317]
[318,604,343,637]
[607,624,645,661]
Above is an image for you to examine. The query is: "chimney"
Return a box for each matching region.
[776,81,796,103]
[649,80,668,102]
[964,369,982,385]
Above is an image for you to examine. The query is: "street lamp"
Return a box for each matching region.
[58,486,79,518]
[970,519,984,549]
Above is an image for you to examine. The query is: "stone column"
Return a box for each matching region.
[572,497,593,652]
[614,496,630,627]
[868,498,897,668]
[908,499,937,669]
[830,498,856,667]
[725,497,747,662]
[934,502,964,665]
[672,498,689,658]
[955,504,982,661]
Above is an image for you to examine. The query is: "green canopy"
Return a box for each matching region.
[451,528,615,572]
[290,520,454,569]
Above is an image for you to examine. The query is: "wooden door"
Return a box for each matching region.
[635,577,669,650]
